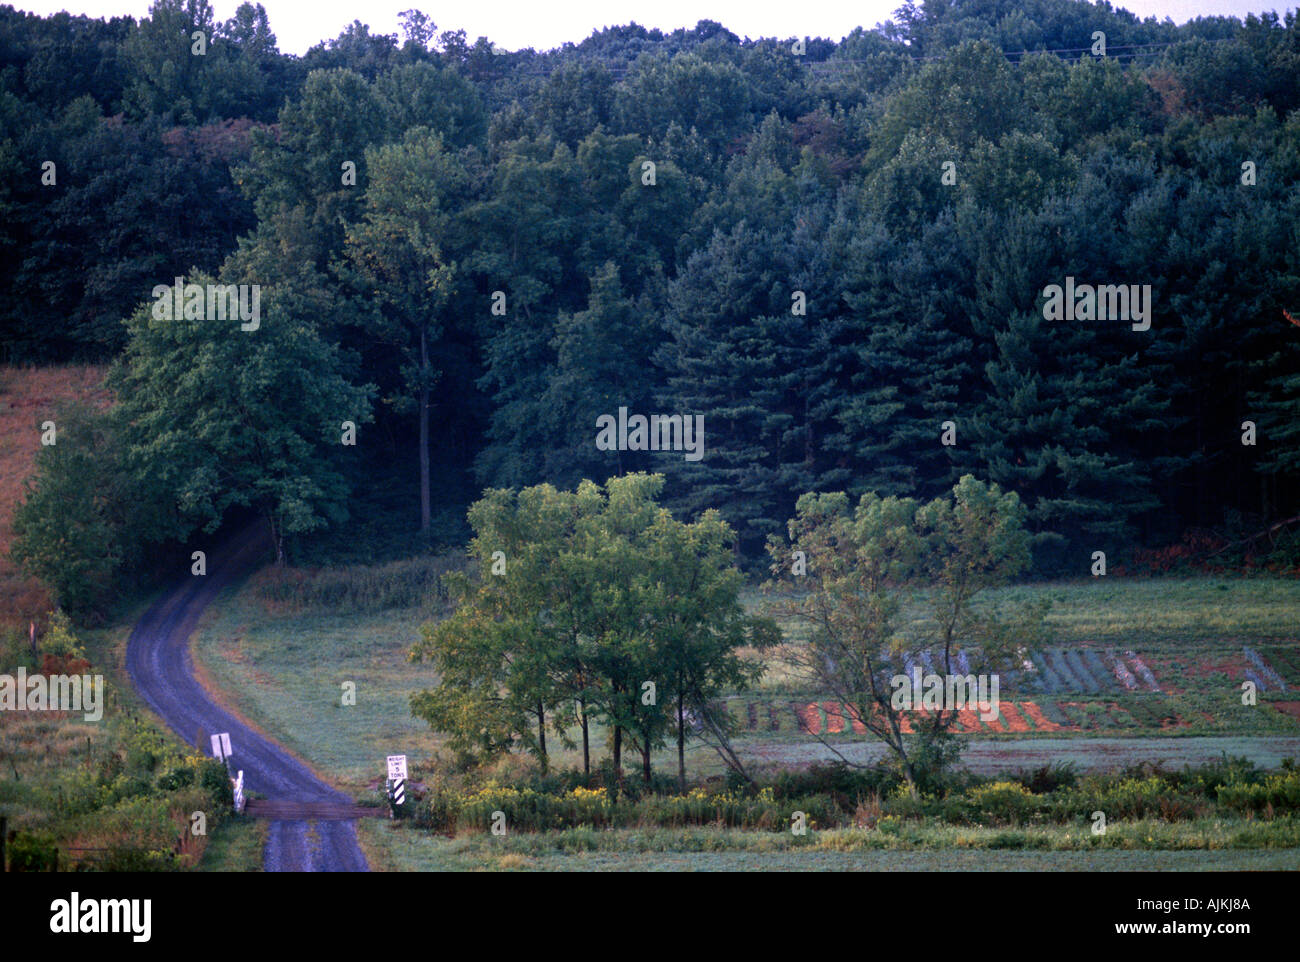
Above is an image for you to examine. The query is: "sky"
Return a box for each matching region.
[12,0,1294,54]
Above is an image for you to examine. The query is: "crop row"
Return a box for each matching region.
[767,699,1189,735]
[886,647,1162,695]
[1244,646,1291,693]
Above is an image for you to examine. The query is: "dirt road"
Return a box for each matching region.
[125,525,369,872]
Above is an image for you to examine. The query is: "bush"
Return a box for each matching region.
[7,832,58,871]
[965,781,1041,825]
[415,790,461,834]
[771,761,900,808]
[198,759,234,807]
[1175,756,1259,796]
[447,783,841,833]
[1015,762,1078,794]
[1056,775,1197,822]
[1217,771,1300,814]
[94,847,178,872]
[156,766,195,791]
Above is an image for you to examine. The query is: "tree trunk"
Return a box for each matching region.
[900,749,920,800]
[580,702,590,777]
[642,739,651,784]
[266,513,285,566]
[612,725,622,782]
[419,327,431,535]
[536,701,547,773]
[676,691,686,793]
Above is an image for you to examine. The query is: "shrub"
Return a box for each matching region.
[198,759,234,807]
[965,781,1041,825]
[876,815,903,835]
[156,766,195,791]
[415,790,461,834]
[1015,762,1078,794]
[1217,771,1300,814]
[447,783,840,833]
[1056,775,1199,822]
[771,761,899,808]
[94,846,178,872]
[7,832,58,871]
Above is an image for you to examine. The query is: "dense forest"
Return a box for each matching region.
[4,0,1299,616]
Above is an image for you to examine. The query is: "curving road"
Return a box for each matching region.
[125,524,369,872]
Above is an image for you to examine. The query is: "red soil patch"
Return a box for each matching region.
[1000,703,1032,733]
[1179,653,1252,693]
[845,703,868,734]
[1271,702,1300,723]
[1021,701,1063,732]
[795,701,1061,735]
[823,702,847,734]
[794,702,823,734]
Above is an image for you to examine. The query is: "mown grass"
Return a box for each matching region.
[191,584,449,790]
[198,816,266,871]
[358,820,1300,871]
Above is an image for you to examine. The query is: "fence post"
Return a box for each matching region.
[1,815,7,872]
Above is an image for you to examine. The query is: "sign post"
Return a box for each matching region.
[210,733,233,773]
[386,755,407,818]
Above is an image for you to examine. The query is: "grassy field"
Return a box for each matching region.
[192,573,1300,795]
[183,567,1300,871]
[357,821,1300,871]
[191,586,449,792]
[198,816,266,871]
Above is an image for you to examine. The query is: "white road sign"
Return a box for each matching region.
[387,754,408,780]
[211,732,232,760]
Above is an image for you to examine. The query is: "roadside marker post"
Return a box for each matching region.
[386,755,408,818]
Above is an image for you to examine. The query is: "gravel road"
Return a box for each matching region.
[125,524,369,872]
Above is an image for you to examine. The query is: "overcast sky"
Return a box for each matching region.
[13,0,1294,54]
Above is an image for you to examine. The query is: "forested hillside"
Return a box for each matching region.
[4,0,1299,617]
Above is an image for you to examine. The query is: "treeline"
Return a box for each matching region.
[6,0,1300,615]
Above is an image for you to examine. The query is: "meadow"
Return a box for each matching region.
[188,564,1300,871]
[192,572,1300,791]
